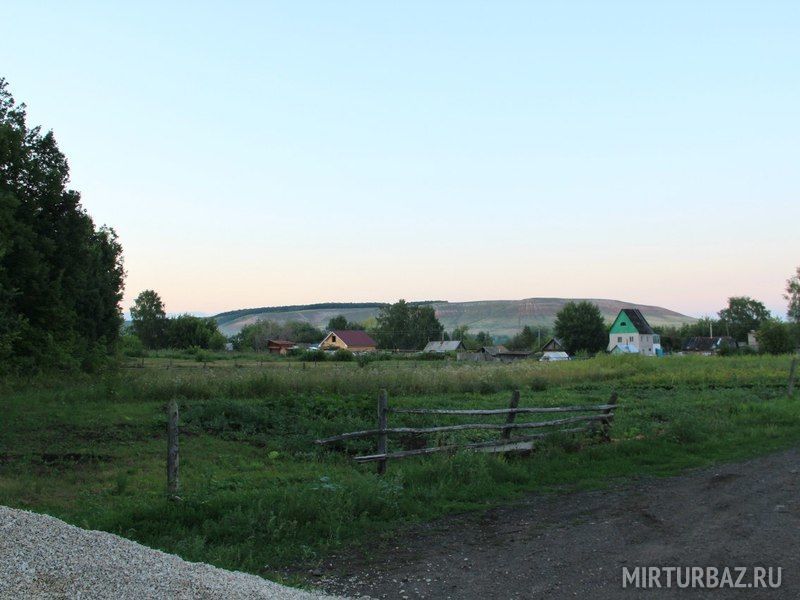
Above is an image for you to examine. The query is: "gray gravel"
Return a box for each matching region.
[0,505,352,599]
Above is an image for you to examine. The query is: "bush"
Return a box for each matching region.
[208,331,227,352]
[416,352,448,361]
[757,320,795,355]
[120,334,146,358]
[299,349,327,362]
[332,349,354,362]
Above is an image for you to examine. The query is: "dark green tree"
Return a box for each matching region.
[507,325,536,350]
[718,296,771,342]
[474,331,494,347]
[553,301,607,355]
[326,314,365,331]
[232,319,324,351]
[372,300,444,350]
[756,319,795,355]
[327,315,348,330]
[165,314,221,349]
[0,78,124,370]
[130,290,166,349]
[786,267,800,323]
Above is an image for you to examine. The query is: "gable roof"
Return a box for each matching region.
[330,330,377,347]
[423,340,465,352]
[480,345,509,356]
[618,309,654,334]
[540,337,565,352]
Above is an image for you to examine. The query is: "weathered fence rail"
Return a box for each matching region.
[316,389,618,473]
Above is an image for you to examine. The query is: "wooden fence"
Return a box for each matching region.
[316,389,618,474]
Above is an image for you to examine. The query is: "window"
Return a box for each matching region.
[617,336,622,342]
[630,336,634,342]
[331,335,337,342]
[620,322,627,326]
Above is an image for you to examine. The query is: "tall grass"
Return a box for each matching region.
[1,354,798,576]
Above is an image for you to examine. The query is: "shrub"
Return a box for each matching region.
[299,349,327,362]
[332,349,354,362]
[120,334,146,358]
[757,320,795,355]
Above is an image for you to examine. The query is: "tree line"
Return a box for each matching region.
[0,79,124,372]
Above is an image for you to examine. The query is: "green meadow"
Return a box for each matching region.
[1,354,798,579]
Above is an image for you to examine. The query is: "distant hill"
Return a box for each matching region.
[213,298,696,338]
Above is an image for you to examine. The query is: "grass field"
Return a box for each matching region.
[1,354,798,581]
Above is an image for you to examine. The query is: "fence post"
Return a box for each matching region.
[601,391,618,441]
[501,389,521,441]
[377,389,389,475]
[789,356,798,397]
[167,399,180,497]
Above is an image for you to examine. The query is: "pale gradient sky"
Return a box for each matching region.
[3,1,798,318]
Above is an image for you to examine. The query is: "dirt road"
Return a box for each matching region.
[312,448,799,599]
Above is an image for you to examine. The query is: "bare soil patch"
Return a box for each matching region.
[311,448,800,599]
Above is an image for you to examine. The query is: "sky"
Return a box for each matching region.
[3,1,798,318]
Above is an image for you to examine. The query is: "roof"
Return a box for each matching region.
[619,309,654,334]
[610,343,638,354]
[480,345,508,356]
[423,340,465,352]
[681,336,736,352]
[540,337,565,352]
[330,330,377,347]
[542,351,570,359]
[266,339,295,347]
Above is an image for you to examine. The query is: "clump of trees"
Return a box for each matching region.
[326,315,365,331]
[128,290,226,351]
[371,299,444,350]
[0,79,125,372]
[718,296,771,342]
[445,325,494,350]
[553,301,607,355]
[232,319,324,351]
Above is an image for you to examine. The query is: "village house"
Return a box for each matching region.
[607,309,662,356]
[319,330,377,352]
[681,336,737,355]
[266,339,296,355]
[422,340,466,353]
[539,337,570,361]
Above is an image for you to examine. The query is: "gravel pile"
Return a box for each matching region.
[0,505,351,599]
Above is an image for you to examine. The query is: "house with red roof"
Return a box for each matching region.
[319,330,377,352]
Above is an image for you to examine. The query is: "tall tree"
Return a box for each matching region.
[130,290,166,349]
[507,325,536,350]
[0,78,124,370]
[326,314,365,331]
[327,315,348,330]
[786,267,800,323]
[372,300,444,350]
[553,301,607,355]
[165,314,223,350]
[718,296,771,342]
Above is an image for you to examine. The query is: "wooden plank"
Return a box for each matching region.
[353,426,589,462]
[501,390,520,441]
[167,399,180,497]
[316,413,610,444]
[389,404,618,415]
[601,391,618,441]
[377,390,388,475]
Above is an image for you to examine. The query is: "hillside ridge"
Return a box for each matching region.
[213,298,696,337]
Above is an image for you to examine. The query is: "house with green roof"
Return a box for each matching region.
[607,309,662,356]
